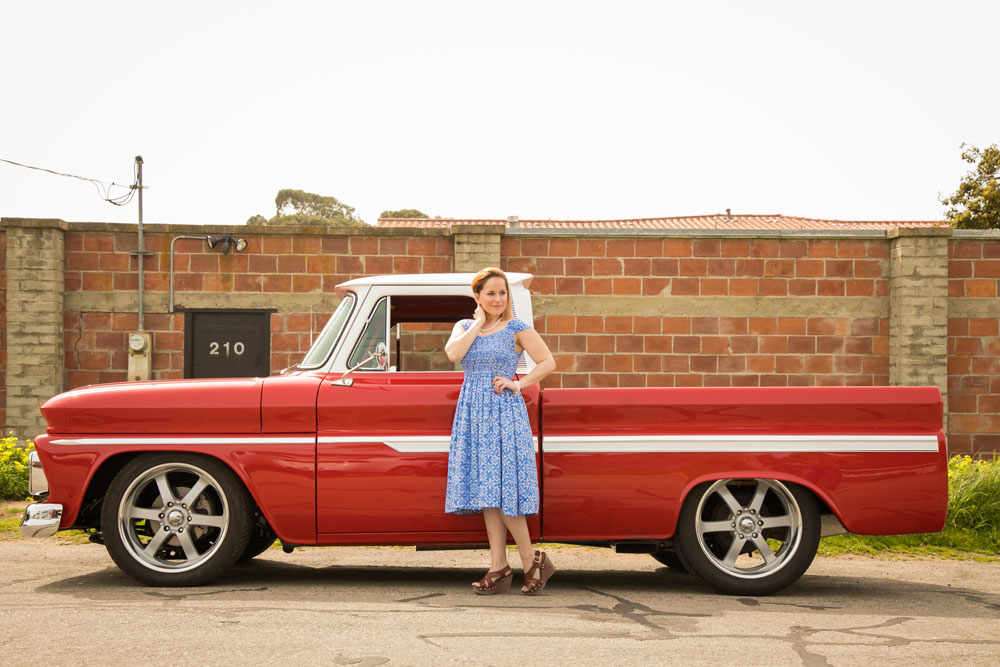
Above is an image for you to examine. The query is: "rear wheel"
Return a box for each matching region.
[675,478,819,595]
[101,454,252,586]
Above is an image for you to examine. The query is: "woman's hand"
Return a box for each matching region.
[492,376,520,394]
[473,305,487,327]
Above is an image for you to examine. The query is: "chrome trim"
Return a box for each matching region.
[20,503,63,538]
[28,451,48,495]
[49,436,316,446]
[318,435,541,453]
[542,434,939,453]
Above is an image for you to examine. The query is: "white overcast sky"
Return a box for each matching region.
[1,1,997,226]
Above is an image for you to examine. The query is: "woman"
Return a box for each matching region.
[444,267,557,595]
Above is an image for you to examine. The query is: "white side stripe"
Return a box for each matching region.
[318,435,540,453]
[50,437,316,446]
[48,434,939,454]
[542,434,939,453]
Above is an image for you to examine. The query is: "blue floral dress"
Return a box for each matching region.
[445,318,539,517]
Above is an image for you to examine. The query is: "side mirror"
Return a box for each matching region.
[330,342,389,387]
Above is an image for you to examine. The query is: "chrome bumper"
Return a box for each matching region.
[20,503,63,538]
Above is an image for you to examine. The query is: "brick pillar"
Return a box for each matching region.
[451,224,503,272]
[888,227,951,405]
[3,219,66,437]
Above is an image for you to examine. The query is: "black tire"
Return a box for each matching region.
[238,509,277,562]
[651,549,688,572]
[674,478,819,596]
[100,453,253,586]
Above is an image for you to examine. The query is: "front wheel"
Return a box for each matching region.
[101,454,253,586]
[238,509,277,562]
[651,548,687,572]
[674,478,819,596]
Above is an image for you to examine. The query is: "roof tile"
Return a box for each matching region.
[377,214,945,231]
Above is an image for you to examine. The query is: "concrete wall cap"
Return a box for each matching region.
[2,219,448,237]
[886,227,953,239]
[448,223,506,235]
[952,229,1000,238]
[0,217,69,230]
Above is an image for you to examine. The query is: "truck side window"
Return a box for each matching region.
[390,321,462,372]
[378,294,475,372]
[348,297,389,370]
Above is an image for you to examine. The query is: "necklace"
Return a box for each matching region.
[480,317,503,334]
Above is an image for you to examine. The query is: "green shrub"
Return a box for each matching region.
[0,433,34,500]
[947,455,1000,543]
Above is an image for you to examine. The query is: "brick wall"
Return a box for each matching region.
[61,227,454,388]
[502,235,890,389]
[948,237,1000,456]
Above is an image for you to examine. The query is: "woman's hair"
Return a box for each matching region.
[471,267,513,321]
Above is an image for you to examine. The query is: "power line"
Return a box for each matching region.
[0,156,138,206]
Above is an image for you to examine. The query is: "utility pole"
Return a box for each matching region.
[135,155,145,330]
[128,155,153,381]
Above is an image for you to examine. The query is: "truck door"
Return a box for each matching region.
[315,292,541,543]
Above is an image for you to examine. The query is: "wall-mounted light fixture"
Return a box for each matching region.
[207,234,248,254]
[168,234,249,312]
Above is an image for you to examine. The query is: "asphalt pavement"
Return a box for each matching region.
[2,539,999,666]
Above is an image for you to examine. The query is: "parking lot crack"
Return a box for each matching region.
[737,597,842,611]
[570,586,710,632]
[143,586,268,601]
[396,592,445,603]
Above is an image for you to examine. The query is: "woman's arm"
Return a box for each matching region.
[492,328,555,394]
[444,309,485,363]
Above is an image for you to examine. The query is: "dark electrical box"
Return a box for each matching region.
[183,310,274,379]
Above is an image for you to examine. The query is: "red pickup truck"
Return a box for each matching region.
[21,272,947,595]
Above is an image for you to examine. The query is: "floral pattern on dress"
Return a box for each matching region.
[445,317,539,517]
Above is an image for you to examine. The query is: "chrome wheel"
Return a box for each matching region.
[695,479,802,578]
[118,462,230,573]
[676,478,819,595]
[102,454,252,586]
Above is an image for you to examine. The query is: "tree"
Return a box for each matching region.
[941,143,1000,229]
[246,189,368,227]
[380,209,430,219]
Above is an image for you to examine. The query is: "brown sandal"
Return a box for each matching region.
[522,550,555,595]
[472,566,513,595]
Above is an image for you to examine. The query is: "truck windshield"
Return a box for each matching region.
[298,292,355,368]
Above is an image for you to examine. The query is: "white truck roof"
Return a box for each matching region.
[335,272,533,296]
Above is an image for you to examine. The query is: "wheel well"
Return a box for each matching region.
[782,480,834,516]
[77,451,271,532]
[76,452,142,529]
[674,477,836,531]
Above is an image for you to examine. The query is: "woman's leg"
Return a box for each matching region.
[501,514,555,593]
[481,508,511,572]
[498,514,537,586]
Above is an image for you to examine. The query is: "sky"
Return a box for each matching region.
[1,1,997,226]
